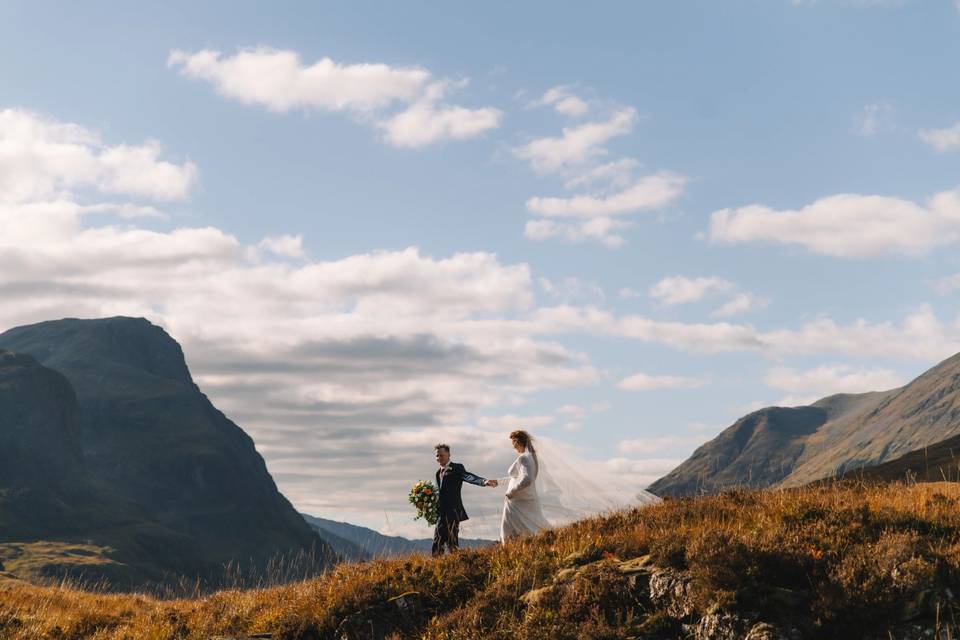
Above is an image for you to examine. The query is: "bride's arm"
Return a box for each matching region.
[505,456,534,498]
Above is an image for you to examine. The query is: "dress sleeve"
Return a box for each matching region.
[460,465,488,487]
[505,455,534,498]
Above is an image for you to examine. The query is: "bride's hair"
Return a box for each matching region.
[509,430,535,453]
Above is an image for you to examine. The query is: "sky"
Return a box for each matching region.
[2,0,960,538]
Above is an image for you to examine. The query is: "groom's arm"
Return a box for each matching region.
[459,465,489,487]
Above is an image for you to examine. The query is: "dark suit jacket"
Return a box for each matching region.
[435,462,487,522]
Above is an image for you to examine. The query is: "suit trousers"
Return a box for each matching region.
[432,514,460,556]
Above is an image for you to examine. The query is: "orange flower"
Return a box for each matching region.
[424,489,432,495]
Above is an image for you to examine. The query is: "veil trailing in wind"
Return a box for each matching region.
[465,434,662,541]
[527,435,661,527]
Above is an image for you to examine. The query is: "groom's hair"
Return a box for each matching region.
[434,443,450,454]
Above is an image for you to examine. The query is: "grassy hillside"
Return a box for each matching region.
[3,481,960,639]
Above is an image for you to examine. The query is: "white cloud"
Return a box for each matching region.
[648,275,766,317]
[564,158,640,190]
[765,364,905,401]
[527,171,686,218]
[708,188,960,257]
[516,103,685,248]
[759,305,960,361]
[711,292,769,318]
[532,303,960,362]
[556,404,586,416]
[649,276,734,307]
[617,435,708,455]
[855,102,894,137]
[618,287,641,299]
[617,372,707,391]
[933,273,960,295]
[258,234,306,259]
[523,164,686,249]
[476,414,555,430]
[168,47,428,113]
[529,85,590,117]
[525,217,629,248]
[379,81,502,148]
[513,108,637,175]
[168,47,501,147]
[539,276,606,304]
[605,456,685,488]
[0,108,197,204]
[919,122,960,153]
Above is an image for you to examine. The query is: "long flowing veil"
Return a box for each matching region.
[462,435,662,540]
[530,435,661,527]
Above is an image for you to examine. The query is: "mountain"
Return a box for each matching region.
[649,351,960,496]
[303,514,494,558]
[830,431,960,484]
[301,516,371,562]
[0,317,334,588]
[0,350,83,496]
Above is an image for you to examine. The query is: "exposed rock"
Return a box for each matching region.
[744,622,800,640]
[553,567,578,583]
[693,615,799,640]
[617,554,655,575]
[648,568,695,619]
[520,585,555,607]
[694,613,753,640]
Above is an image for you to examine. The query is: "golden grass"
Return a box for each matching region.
[2,481,960,639]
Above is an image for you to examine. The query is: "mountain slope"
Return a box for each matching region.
[650,351,960,496]
[0,350,83,496]
[0,317,333,586]
[647,405,828,496]
[831,431,960,484]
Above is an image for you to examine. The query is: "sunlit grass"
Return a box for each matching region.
[2,481,960,639]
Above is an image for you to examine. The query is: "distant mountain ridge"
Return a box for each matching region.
[0,317,334,588]
[303,514,494,559]
[650,351,960,496]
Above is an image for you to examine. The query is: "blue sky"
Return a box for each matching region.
[2,1,960,536]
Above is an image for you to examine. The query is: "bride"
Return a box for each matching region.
[498,430,551,541]
[496,429,661,543]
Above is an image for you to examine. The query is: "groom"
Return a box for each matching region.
[432,443,497,556]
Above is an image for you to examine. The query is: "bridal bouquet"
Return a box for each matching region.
[408,480,439,526]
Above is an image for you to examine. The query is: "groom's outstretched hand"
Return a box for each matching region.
[486,479,498,487]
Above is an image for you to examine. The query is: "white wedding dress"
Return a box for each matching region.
[495,438,662,543]
[498,451,551,541]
